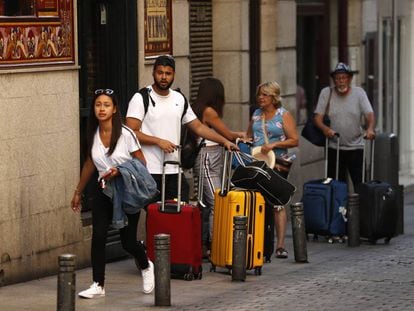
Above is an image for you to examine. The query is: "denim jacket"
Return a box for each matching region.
[103,158,159,229]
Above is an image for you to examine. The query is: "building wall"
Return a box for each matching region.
[137,0,191,95]
[394,0,414,176]
[213,0,250,132]
[0,68,90,285]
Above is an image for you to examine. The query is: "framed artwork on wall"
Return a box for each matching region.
[0,0,74,68]
[144,0,172,58]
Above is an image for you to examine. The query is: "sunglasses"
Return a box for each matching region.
[94,88,114,95]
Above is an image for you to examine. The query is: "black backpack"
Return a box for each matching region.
[138,87,204,169]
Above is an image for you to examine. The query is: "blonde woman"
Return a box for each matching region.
[247,81,299,261]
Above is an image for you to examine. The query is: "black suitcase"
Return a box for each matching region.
[356,140,397,244]
[373,133,404,235]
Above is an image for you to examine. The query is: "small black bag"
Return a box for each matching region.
[301,114,330,147]
[180,126,205,170]
[231,153,296,206]
[301,88,332,147]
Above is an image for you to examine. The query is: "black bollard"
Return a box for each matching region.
[154,234,171,306]
[290,203,308,263]
[57,254,76,311]
[232,216,247,281]
[347,193,360,247]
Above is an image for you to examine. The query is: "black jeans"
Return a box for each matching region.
[92,187,149,287]
[151,173,190,203]
[327,148,363,189]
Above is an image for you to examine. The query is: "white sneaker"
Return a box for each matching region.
[141,260,154,294]
[78,282,105,299]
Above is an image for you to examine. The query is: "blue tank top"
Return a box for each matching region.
[251,108,288,157]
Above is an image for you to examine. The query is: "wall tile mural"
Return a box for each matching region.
[0,0,74,68]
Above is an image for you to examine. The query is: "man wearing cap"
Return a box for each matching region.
[126,55,237,202]
[314,62,376,189]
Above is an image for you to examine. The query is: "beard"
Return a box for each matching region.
[154,79,174,91]
[336,85,349,94]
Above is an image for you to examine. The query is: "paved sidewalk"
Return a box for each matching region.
[1,191,414,311]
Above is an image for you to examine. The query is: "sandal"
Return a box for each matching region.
[275,248,288,259]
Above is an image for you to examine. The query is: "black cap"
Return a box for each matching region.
[330,62,354,77]
[153,55,175,70]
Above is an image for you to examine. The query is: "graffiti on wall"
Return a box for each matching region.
[0,0,74,67]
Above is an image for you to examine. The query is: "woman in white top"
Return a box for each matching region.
[71,89,154,298]
[192,78,246,257]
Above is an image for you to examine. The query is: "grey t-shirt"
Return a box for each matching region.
[314,86,373,150]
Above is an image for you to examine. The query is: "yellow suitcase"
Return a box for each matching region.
[210,188,265,275]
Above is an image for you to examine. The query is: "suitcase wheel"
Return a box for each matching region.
[183,273,194,281]
[327,236,344,244]
[384,237,391,245]
[193,265,203,280]
[194,271,202,280]
[254,267,262,276]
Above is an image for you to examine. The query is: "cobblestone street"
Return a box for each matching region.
[1,191,413,311]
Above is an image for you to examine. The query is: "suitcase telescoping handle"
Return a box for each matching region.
[220,150,271,196]
[325,133,340,180]
[197,147,206,208]
[362,137,375,183]
[220,150,233,196]
[161,147,182,212]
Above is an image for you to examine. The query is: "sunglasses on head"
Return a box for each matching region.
[94,88,114,95]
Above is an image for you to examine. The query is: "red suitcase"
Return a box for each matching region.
[146,154,202,280]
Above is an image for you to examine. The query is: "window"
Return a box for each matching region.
[0,0,35,17]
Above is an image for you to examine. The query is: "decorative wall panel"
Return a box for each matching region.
[0,0,74,68]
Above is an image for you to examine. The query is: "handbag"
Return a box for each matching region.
[275,154,295,173]
[231,152,296,206]
[255,113,293,173]
[301,88,332,147]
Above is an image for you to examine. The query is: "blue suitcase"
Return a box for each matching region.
[302,135,348,242]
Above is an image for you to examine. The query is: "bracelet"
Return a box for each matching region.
[74,189,81,195]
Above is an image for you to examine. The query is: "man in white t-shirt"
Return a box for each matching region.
[126,55,237,202]
[314,62,376,188]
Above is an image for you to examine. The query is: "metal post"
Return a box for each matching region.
[232,216,247,281]
[154,234,170,306]
[57,254,76,311]
[290,203,308,263]
[347,193,360,247]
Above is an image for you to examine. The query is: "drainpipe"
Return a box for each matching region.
[338,0,348,63]
[249,0,261,115]
[392,0,398,134]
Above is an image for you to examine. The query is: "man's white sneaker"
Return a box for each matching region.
[141,260,154,294]
[78,282,105,299]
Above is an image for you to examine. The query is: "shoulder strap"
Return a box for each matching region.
[261,113,269,144]
[174,88,189,121]
[325,87,333,115]
[138,87,150,116]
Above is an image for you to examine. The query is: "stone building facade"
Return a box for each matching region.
[1,0,411,285]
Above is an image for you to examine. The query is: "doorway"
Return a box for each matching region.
[296,0,330,124]
[77,0,138,259]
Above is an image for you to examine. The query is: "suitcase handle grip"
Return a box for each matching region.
[161,149,182,212]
